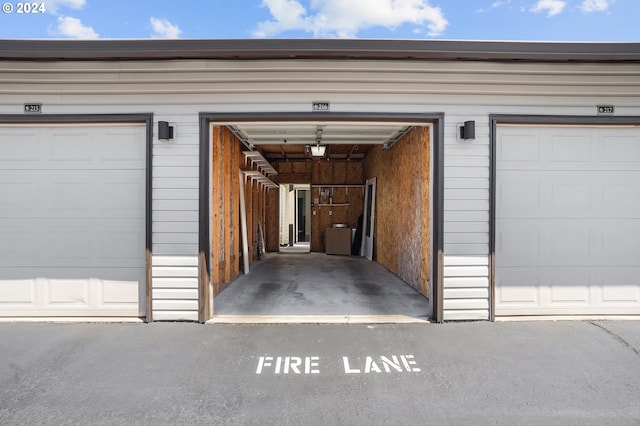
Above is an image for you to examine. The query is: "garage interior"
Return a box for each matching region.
[206,119,432,321]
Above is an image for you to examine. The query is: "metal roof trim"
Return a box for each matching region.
[1,39,639,62]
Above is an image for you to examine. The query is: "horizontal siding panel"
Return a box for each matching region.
[444,298,489,310]
[153,200,200,211]
[444,256,489,266]
[444,145,490,156]
[152,255,198,267]
[153,188,199,200]
[153,221,199,234]
[152,266,198,278]
[153,310,199,321]
[444,222,490,233]
[153,244,198,256]
[152,299,199,311]
[444,244,489,256]
[445,156,490,168]
[443,211,489,222]
[152,177,199,189]
[444,288,489,299]
[154,144,200,157]
[444,277,490,288]
[152,277,199,289]
[153,288,198,300]
[153,233,199,245]
[445,189,489,200]
[444,233,489,244]
[444,178,489,189]
[444,166,490,179]
[153,156,199,167]
[444,266,490,277]
[444,310,490,321]
[152,210,198,222]
[444,200,488,211]
[152,166,199,179]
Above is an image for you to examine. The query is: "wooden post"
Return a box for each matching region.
[211,126,221,291]
[239,170,250,275]
[420,126,431,295]
[223,128,232,283]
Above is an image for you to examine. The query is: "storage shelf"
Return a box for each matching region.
[243,151,278,177]
[242,170,279,189]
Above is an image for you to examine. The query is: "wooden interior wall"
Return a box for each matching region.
[211,127,277,296]
[273,160,364,252]
[211,127,242,295]
[363,127,431,296]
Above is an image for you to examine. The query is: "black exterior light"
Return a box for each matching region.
[158,121,174,140]
[459,120,475,141]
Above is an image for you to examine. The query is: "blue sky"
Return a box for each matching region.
[0,0,637,41]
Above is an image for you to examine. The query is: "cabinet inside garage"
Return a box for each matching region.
[205,121,432,318]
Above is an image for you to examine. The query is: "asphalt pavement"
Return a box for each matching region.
[1,320,639,425]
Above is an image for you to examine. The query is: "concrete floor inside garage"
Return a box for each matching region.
[211,253,431,323]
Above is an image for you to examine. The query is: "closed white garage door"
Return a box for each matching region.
[496,124,640,316]
[0,123,146,317]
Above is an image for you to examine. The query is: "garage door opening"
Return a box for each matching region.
[203,116,437,323]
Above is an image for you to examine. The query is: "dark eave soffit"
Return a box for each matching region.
[1,39,639,63]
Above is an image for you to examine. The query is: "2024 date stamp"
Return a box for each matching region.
[2,2,46,14]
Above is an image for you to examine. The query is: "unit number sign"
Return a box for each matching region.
[24,103,42,114]
[597,105,615,115]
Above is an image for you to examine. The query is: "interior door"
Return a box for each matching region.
[361,177,376,260]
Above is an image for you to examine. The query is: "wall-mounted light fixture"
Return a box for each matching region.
[158,121,174,140]
[458,120,475,141]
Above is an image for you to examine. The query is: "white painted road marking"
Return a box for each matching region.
[256,356,320,374]
[256,355,420,374]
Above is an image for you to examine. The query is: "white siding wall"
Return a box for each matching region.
[443,114,491,320]
[1,58,638,321]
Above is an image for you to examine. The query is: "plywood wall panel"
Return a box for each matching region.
[396,129,422,288]
[364,127,430,296]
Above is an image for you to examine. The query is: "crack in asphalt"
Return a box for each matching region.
[589,321,640,358]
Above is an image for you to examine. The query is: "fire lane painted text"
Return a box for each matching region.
[256,355,421,375]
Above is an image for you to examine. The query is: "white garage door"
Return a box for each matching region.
[0,123,146,317]
[496,124,640,316]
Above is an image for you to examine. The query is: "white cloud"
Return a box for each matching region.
[150,17,182,38]
[530,0,566,16]
[580,0,614,12]
[254,0,448,38]
[54,15,98,39]
[46,0,87,14]
[477,0,511,13]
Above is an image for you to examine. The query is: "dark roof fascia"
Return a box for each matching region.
[1,39,640,63]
